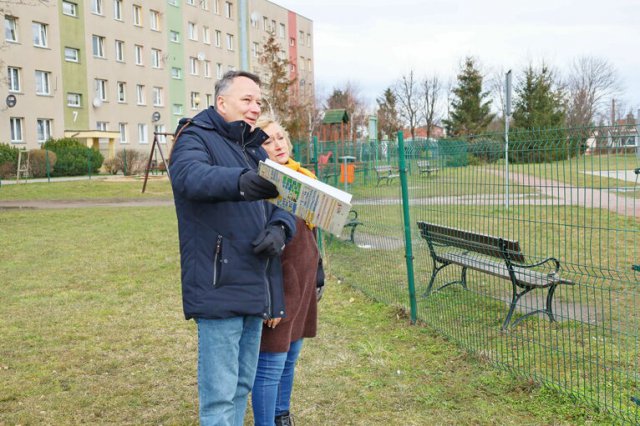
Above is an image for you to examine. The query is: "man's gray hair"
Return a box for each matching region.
[214,71,261,110]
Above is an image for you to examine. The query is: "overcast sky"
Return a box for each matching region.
[272,0,640,116]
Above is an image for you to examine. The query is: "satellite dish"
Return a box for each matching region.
[250,11,260,25]
[92,98,102,108]
[197,52,206,61]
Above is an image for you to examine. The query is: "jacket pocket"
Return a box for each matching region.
[212,236,265,288]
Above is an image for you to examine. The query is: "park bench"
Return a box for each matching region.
[417,221,573,330]
[342,209,363,243]
[374,165,399,186]
[416,160,439,177]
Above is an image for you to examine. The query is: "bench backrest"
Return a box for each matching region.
[417,221,525,263]
[417,160,430,167]
[375,165,393,173]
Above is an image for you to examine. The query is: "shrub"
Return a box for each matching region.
[104,149,146,175]
[468,138,504,164]
[0,143,20,179]
[28,149,57,178]
[43,138,104,176]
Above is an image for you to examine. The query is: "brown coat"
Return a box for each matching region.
[260,218,320,352]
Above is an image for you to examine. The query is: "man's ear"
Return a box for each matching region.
[216,96,225,114]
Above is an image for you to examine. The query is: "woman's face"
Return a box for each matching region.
[261,123,290,165]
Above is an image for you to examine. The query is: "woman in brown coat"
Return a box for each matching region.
[251,115,322,426]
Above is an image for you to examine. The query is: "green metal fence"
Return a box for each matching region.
[311,125,640,423]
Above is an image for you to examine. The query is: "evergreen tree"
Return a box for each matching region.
[376,88,401,140]
[512,65,565,130]
[444,57,494,137]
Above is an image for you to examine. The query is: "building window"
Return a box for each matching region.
[173,104,183,115]
[201,0,209,10]
[136,84,145,104]
[188,22,197,40]
[299,30,304,44]
[32,22,48,47]
[62,1,78,17]
[190,91,200,109]
[307,58,311,71]
[225,33,233,51]
[114,0,123,20]
[96,121,108,131]
[5,16,18,42]
[203,26,210,44]
[117,81,126,102]
[67,93,82,107]
[168,0,178,6]
[8,67,21,92]
[150,10,160,30]
[170,30,180,43]
[203,60,211,78]
[10,117,24,143]
[214,30,221,47]
[279,23,285,38]
[213,0,220,14]
[186,0,195,4]
[154,125,167,143]
[119,122,127,143]
[171,67,182,79]
[152,86,163,106]
[307,33,311,46]
[92,35,105,58]
[216,63,223,79]
[95,78,107,101]
[151,48,161,68]
[289,37,295,47]
[263,17,269,31]
[206,94,213,107]
[138,123,148,143]
[189,57,198,75]
[36,119,52,143]
[134,45,143,65]
[35,70,51,95]
[92,0,103,15]
[64,47,80,62]
[252,42,259,58]
[132,5,142,26]
[224,2,232,19]
[114,40,124,62]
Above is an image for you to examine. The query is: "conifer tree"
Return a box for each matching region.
[376,88,401,140]
[444,57,494,137]
[512,65,565,130]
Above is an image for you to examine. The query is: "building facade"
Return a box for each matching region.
[2,0,314,157]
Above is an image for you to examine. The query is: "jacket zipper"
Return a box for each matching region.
[212,235,222,287]
[239,123,272,318]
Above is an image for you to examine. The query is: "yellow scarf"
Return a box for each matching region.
[285,158,316,229]
[284,158,317,180]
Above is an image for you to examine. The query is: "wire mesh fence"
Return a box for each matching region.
[302,124,640,423]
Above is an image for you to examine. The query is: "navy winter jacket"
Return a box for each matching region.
[169,107,296,320]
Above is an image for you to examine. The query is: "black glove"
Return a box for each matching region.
[252,225,286,257]
[239,170,279,201]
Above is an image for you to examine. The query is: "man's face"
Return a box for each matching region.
[216,76,262,128]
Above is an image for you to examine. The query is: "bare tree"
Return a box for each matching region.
[420,75,442,138]
[566,56,620,127]
[394,70,422,140]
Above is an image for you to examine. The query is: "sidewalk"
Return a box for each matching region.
[0,174,120,186]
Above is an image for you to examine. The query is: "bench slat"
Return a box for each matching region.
[438,252,567,288]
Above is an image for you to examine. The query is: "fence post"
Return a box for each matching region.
[504,70,512,210]
[45,148,51,183]
[397,131,417,324]
[313,136,324,254]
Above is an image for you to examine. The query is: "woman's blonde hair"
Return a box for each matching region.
[255,114,293,153]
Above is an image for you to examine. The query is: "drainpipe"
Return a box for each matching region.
[238,0,249,70]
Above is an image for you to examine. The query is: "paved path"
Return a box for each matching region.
[0,198,172,210]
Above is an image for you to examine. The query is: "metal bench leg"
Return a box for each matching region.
[423,261,451,296]
[349,224,357,243]
[545,283,558,322]
[502,282,535,330]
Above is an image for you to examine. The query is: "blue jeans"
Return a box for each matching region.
[251,339,304,426]
[196,316,263,426]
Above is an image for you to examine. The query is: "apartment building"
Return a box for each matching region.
[2,0,314,157]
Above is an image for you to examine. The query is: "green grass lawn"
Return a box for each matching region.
[0,182,618,424]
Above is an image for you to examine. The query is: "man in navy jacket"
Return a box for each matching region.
[169,70,296,426]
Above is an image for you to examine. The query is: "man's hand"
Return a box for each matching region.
[252,225,286,257]
[238,170,279,201]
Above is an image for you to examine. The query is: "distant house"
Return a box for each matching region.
[402,125,445,140]
[585,113,638,154]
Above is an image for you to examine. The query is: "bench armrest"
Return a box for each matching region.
[514,256,560,274]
